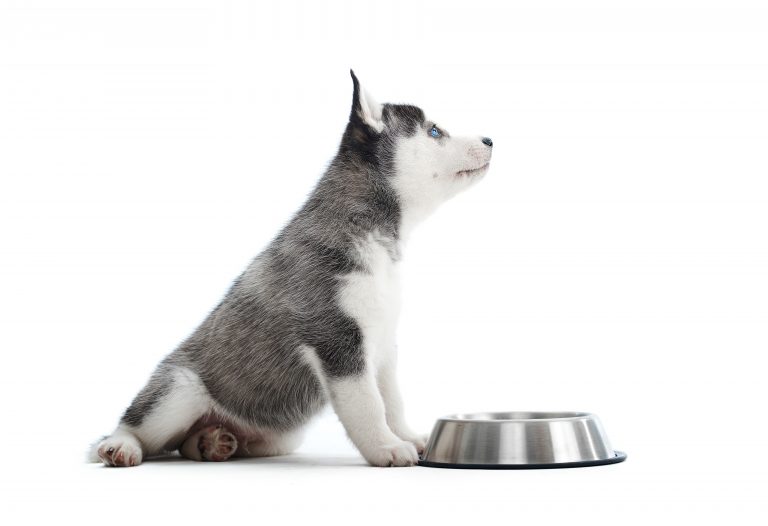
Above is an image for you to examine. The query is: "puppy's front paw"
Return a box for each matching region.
[391,427,430,455]
[401,432,430,456]
[364,441,419,467]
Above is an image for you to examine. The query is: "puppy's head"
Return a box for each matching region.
[346,70,492,221]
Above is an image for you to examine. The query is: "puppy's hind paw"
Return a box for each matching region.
[180,425,239,462]
[95,434,143,467]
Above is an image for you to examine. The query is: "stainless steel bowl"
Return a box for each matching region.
[419,411,626,469]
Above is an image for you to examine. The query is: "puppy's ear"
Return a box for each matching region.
[349,70,383,132]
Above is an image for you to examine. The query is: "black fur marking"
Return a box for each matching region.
[348,69,365,125]
[383,104,425,136]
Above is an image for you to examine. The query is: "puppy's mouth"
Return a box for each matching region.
[455,162,490,177]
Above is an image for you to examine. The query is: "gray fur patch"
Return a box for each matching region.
[120,363,174,427]
[118,71,428,432]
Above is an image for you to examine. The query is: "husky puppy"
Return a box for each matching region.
[89,70,493,467]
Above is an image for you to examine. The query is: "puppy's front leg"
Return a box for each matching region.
[328,371,419,467]
[376,356,428,454]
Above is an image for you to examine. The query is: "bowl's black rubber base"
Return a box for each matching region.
[418,451,627,470]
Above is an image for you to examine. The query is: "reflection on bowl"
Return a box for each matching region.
[419,411,626,469]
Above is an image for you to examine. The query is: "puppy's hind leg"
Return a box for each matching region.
[89,362,212,467]
[179,423,240,462]
[179,422,306,462]
[233,427,306,459]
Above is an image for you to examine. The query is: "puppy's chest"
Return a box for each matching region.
[337,236,402,363]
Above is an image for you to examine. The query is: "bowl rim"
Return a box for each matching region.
[437,411,596,423]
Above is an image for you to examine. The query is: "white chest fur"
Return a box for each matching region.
[337,232,401,370]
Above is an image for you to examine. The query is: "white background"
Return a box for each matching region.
[1,0,766,524]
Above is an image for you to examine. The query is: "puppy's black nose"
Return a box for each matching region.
[482,137,493,147]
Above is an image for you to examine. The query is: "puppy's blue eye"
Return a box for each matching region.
[429,125,441,138]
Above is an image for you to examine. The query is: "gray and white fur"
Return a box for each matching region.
[88,70,493,467]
